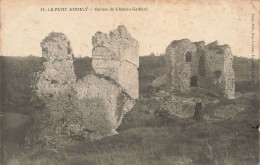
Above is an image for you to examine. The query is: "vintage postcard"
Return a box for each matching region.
[0,0,259,164]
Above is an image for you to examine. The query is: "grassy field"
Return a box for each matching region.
[1,55,259,165]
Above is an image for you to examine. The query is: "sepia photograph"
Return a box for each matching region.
[0,0,259,164]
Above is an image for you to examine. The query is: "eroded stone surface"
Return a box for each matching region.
[92,25,139,99]
[26,32,135,153]
[75,74,135,140]
[31,32,76,120]
[26,32,78,152]
[165,39,235,99]
[165,39,197,93]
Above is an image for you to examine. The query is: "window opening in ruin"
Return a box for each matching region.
[214,70,222,78]
[51,79,59,84]
[198,52,206,77]
[185,52,192,62]
[190,76,198,87]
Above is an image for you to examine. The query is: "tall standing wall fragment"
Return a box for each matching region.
[165,39,197,93]
[26,32,79,151]
[92,25,139,99]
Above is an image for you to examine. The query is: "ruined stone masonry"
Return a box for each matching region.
[165,39,235,99]
[75,74,135,139]
[92,25,139,99]
[26,32,135,152]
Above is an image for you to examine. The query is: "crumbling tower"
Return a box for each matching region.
[92,25,139,99]
[165,39,235,99]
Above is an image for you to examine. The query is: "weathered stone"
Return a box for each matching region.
[75,74,135,140]
[26,32,135,153]
[26,32,78,152]
[165,39,197,93]
[32,32,76,120]
[41,32,74,62]
[165,39,235,99]
[92,25,139,99]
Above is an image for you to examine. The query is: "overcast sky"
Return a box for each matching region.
[1,0,259,58]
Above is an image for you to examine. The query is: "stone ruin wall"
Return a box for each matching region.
[223,47,235,99]
[32,33,76,119]
[165,39,197,93]
[92,26,139,99]
[165,39,235,99]
[26,32,135,152]
[92,32,120,81]
[75,74,135,138]
[203,41,235,99]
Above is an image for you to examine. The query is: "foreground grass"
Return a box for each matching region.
[4,94,259,165]
[5,122,258,165]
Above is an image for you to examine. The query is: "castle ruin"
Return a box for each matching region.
[92,25,139,99]
[165,39,235,99]
[26,32,135,152]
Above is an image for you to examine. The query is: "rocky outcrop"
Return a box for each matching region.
[92,26,139,99]
[165,39,235,99]
[26,32,135,153]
